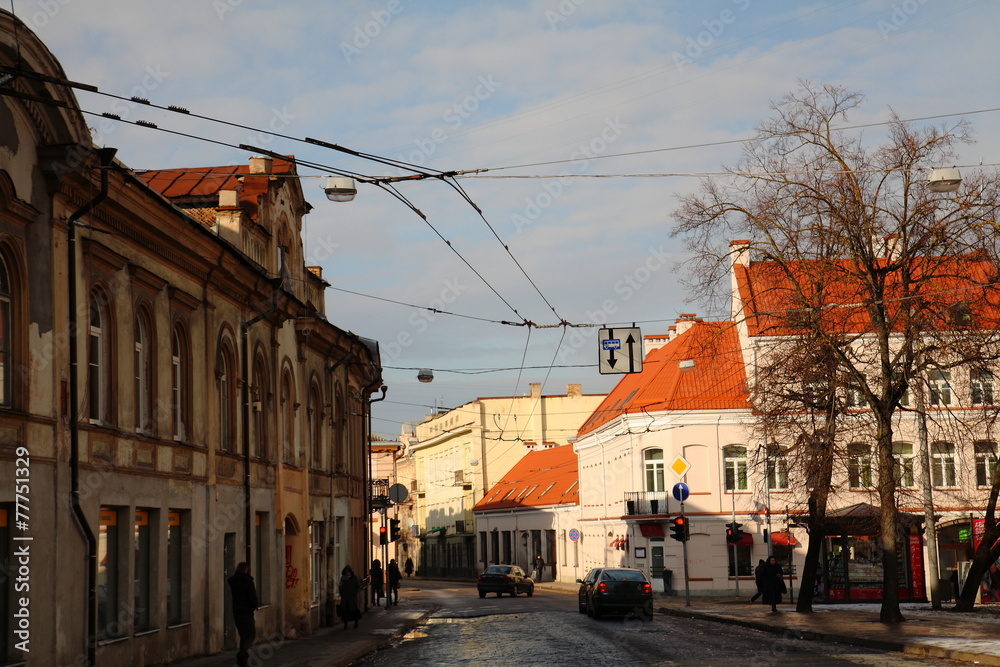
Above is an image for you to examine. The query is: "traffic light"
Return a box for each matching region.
[390,518,401,542]
[726,522,745,544]
[379,525,388,545]
[669,516,689,542]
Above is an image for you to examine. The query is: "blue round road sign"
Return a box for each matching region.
[672,482,690,502]
[569,528,580,542]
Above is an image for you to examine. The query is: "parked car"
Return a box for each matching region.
[477,564,535,598]
[577,567,652,618]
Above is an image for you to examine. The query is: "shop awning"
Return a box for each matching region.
[734,533,753,546]
[639,523,665,537]
[770,531,797,546]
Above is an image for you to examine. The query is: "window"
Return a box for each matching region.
[252,354,269,460]
[134,312,152,432]
[172,326,189,441]
[726,543,753,577]
[255,513,268,603]
[723,446,747,491]
[847,443,873,489]
[308,385,323,470]
[134,509,153,631]
[644,449,665,492]
[0,257,10,407]
[893,442,915,488]
[928,370,952,407]
[310,523,323,606]
[844,384,864,408]
[89,292,111,423]
[972,370,995,406]
[217,341,237,452]
[765,446,789,490]
[166,511,187,625]
[98,508,120,639]
[976,441,999,487]
[281,372,295,465]
[931,441,956,488]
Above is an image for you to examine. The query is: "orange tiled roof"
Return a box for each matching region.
[578,320,748,437]
[473,445,578,512]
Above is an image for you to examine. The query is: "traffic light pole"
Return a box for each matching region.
[680,501,691,607]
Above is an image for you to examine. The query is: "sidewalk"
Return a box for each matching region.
[656,593,1000,665]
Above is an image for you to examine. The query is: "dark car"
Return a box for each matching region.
[577,567,652,619]
[477,564,535,598]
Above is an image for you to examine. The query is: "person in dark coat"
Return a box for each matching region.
[370,559,385,606]
[404,557,414,577]
[228,562,258,667]
[749,559,766,603]
[760,555,786,612]
[338,565,362,629]
[387,559,402,606]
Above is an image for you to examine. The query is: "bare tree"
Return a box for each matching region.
[673,82,1000,622]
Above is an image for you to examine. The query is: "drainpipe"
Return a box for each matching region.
[68,146,117,666]
[240,282,280,565]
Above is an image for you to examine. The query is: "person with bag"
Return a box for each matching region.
[387,559,402,606]
[749,559,766,603]
[338,565,362,629]
[370,559,385,606]
[761,555,786,613]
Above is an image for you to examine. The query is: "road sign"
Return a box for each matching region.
[672,482,689,502]
[388,483,409,503]
[669,455,691,479]
[569,528,581,542]
[598,327,643,375]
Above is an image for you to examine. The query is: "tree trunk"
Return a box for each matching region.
[875,413,904,623]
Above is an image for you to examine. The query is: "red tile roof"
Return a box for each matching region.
[578,320,748,437]
[473,445,578,512]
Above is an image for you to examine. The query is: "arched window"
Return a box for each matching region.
[308,383,323,470]
[643,449,664,492]
[333,383,345,471]
[134,310,153,432]
[281,371,295,465]
[252,352,269,460]
[217,340,237,452]
[88,291,112,424]
[976,441,999,487]
[931,441,956,488]
[723,445,747,492]
[893,442,915,488]
[0,256,10,407]
[171,324,190,441]
[847,443,872,489]
[765,445,789,490]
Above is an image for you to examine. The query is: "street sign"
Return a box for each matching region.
[598,327,643,375]
[388,483,409,503]
[669,455,691,479]
[672,482,689,502]
[569,528,580,542]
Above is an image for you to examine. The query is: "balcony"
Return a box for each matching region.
[623,491,670,517]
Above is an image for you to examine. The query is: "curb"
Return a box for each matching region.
[327,605,440,667]
[657,606,1000,666]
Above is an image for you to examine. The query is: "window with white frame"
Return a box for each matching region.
[765,446,789,490]
[976,441,999,487]
[931,441,957,487]
[928,370,952,406]
[134,312,152,432]
[972,370,995,406]
[172,325,189,441]
[217,342,237,452]
[89,292,111,423]
[644,448,664,492]
[893,442,916,487]
[724,445,748,491]
[310,523,322,605]
[847,442,873,489]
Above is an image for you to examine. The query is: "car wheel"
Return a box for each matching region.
[479,591,486,599]
[527,585,534,597]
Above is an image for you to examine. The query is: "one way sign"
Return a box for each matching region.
[598,327,642,375]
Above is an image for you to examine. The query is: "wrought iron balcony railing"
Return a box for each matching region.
[624,491,670,516]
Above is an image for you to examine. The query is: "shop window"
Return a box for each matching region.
[892,442,915,488]
[847,443,873,489]
[98,508,121,639]
[928,370,952,407]
[134,509,153,631]
[726,543,753,577]
[765,446,789,490]
[976,441,999,488]
[166,510,187,625]
[644,448,664,492]
[972,370,995,406]
[930,441,956,488]
[723,445,747,491]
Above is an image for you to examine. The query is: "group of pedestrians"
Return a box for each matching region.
[749,555,787,612]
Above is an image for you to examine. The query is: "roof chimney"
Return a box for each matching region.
[529,382,541,398]
[675,313,700,337]
[249,155,272,174]
[566,383,581,398]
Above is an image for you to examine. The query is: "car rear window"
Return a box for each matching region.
[601,569,646,581]
[484,566,511,574]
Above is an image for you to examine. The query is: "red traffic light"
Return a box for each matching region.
[379,526,388,545]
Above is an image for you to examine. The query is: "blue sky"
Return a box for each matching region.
[24,0,1000,437]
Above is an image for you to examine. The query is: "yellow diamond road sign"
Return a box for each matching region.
[669,455,691,479]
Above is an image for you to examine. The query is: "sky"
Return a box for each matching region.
[19,0,1000,439]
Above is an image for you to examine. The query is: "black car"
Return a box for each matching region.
[577,567,652,618]
[477,564,535,598]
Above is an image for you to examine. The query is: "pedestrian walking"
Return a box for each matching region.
[227,562,258,667]
[404,556,414,577]
[338,565,362,629]
[387,558,402,605]
[760,555,786,612]
[534,554,545,582]
[370,559,385,606]
[749,559,766,603]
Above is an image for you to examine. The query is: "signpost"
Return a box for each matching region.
[569,528,580,542]
[598,326,643,375]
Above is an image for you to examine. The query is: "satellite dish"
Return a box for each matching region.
[388,483,409,503]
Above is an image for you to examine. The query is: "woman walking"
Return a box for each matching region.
[338,565,362,629]
[761,556,787,613]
